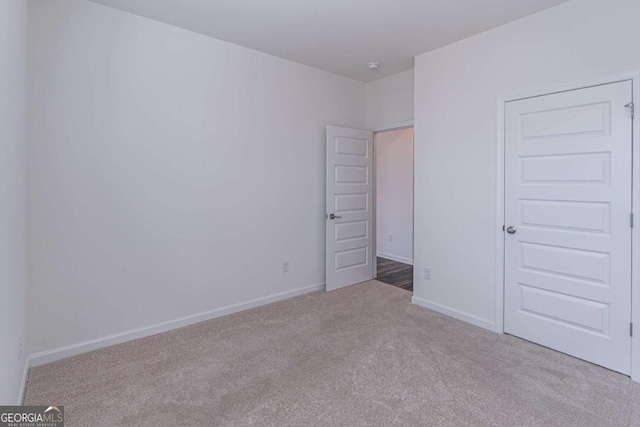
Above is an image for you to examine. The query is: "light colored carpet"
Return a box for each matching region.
[25,280,640,426]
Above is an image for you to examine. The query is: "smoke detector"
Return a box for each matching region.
[368,62,380,70]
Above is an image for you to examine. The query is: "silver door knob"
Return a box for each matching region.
[506,226,517,234]
[329,213,342,220]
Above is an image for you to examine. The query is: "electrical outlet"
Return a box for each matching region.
[388,234,393,242]
[18,334,24,357]
[424,267,432,280]
[282,261,289,273]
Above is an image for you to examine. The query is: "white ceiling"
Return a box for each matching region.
[88,0,569,82]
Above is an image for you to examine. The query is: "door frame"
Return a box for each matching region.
[495,70,640,381]
[370,120,414,281]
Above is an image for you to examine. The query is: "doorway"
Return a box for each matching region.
[374,127,414,292]
[502,81,633,375]
[324,125,414,292]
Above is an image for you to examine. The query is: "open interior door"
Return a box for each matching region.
[326,126,374,291]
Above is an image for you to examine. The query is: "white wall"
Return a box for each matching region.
[413,0,640,327]
[375,128,414,264]
[0,0,28,404]
[27,0,366,355]
[366,69,414,130]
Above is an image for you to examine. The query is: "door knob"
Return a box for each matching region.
[329,213,342,220]
[506,226,517,234]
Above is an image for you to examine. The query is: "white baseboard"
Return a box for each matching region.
[376,252,413,266]
[17,356,30,405]
[411,296,495,331]
[30,283,325,368]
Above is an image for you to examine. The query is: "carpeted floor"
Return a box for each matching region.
[24,280,640,426]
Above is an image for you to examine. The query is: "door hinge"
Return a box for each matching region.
[631,322,634,337]
[631,213,635,228]
[626,102,635,119]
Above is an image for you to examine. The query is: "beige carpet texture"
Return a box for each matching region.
[24,281,640,426]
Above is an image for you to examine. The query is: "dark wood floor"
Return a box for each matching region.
[376,257,413,292]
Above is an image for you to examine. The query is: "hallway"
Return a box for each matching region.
[376,257,413,292]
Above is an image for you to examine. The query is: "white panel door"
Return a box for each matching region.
[504,81,633,374]
[326,126,374,291]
